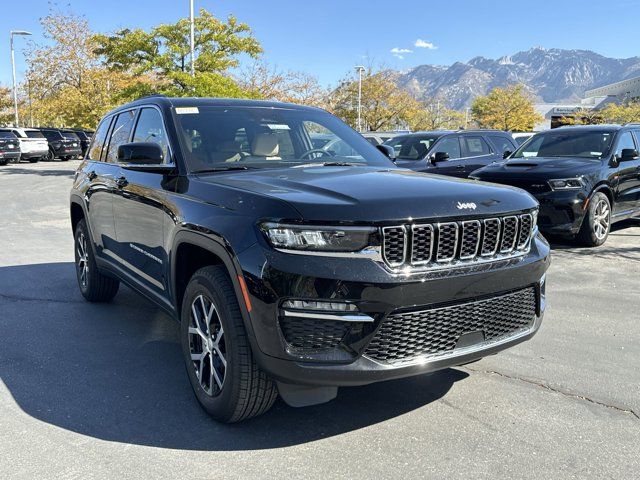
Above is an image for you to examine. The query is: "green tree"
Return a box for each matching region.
[471,84,542,131]
[94,8,262,98]
[329,69,419,131]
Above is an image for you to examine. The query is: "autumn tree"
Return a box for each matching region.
[407,98,466,131]
[598,101,640,124]
[24,8,135,127]
[0,86,13,126]
[94,8,262,98]
[471,84,542,131]
[329,69,419,131]
[238,61,329,108]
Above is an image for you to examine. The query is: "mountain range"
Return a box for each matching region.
[395,48,640,109]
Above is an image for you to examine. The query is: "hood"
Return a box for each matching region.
[196,166,537,222]
[473,156,602,180]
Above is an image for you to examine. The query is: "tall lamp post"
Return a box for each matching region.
[10,30,32,127]
[355,66,365,132]
[189,0,195,77]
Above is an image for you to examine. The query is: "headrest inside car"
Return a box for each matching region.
[252,133,279,157]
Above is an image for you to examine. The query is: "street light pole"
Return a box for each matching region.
[355,66,365,132]
[10,30,32,127]
[189,0,195,77]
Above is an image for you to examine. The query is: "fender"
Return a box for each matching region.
[170,229,260,347]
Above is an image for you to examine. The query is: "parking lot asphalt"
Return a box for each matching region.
[1,160,639,479]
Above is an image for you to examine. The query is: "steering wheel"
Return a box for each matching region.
[300,148,336,159]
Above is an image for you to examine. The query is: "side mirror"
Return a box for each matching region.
[432,151,449,163]
[117,142,164,165]
[503,150,512,159]
[376,144,396,161]
[620,148,639,161]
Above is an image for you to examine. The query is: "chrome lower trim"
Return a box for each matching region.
[274,246,382,261]
[282,310,375,323]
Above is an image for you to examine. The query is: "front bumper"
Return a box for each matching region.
[238,234,550,387]
[534,189,588,235]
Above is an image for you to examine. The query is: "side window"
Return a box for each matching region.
[105,110,137,163]
[132,108,170,162]
[488,135,515,154]
[434,136,461,159]
[461,136,492,156]
[87,117,113,161]
[615,131,636,156]
[634,130,640,149]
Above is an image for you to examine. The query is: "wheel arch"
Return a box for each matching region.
[170,230,255,338]
[70,196,87,234]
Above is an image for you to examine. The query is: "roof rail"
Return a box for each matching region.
[135,93,167,101]
[622,122,640,126]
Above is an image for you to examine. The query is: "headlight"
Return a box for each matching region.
[548,177,584,190]
[261,223,378,252]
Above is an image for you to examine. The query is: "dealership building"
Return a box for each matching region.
[532,75,640,130]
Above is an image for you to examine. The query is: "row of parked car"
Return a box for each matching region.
[0,126,93,165]
[326,124,637,247]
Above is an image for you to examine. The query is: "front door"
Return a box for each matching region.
[110,107,172,296]
[428,136,468,177]
[612,131,640,217]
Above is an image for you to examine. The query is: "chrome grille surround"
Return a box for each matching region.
[381,212,536,272]
[381,226,407,267]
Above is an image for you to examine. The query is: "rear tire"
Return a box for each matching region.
[577,192,611,247]
[0,159,7,166]
[180,266,278,423]
[28,158,39,163]
[46,149,55,161]
[74,219,119,302]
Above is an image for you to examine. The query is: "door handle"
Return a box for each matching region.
[87,170,97,181]
[456,165,465,169]
[115,176,128,188]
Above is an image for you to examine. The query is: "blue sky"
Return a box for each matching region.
[1,0,638,88]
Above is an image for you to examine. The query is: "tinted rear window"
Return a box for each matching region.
[0,132,17,139]
[26,131,45,139]
[62,132,80,140]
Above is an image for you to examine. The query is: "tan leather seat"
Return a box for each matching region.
[251,133,281,159]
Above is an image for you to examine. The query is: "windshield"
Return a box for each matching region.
[383,135,441,160]
[26,130,46,139]
[513,130,614,159]
[174,106,391,172]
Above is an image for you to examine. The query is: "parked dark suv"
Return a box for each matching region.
[383,130,517,178]
[471,124,640,246]
[40,128,82,161]
[0,131,21,165]
[70,97,550,422]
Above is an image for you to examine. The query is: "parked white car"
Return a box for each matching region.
[0,128,49,163]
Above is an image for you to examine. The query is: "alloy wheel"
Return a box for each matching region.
[188,294,227,396]
[76,232,89,288]
[593,198,610,240]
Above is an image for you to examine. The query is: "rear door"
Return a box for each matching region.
[111,107,172,296]
[83,116,119,258]
[613,130,640,216]
[459,135,497,175]
[428,135,468,177]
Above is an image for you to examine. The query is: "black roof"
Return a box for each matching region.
[106,96,326,117]
[553,124,625,132]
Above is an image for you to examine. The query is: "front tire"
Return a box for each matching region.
[577,192,611,247]
[74,219,119,302]
[28,158,39,163]
[180,266,278,423]
[46,149,55,161]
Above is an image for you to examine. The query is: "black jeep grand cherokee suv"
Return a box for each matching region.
[70,97,550,422]
[471,125,640,246]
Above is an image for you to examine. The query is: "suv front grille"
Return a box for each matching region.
[364,287,537,364]
[381,212,534,270]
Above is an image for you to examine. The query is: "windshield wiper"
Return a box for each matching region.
[193,165,254,174]
[293,161,360,168]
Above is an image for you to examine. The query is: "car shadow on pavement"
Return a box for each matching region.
[0,262,467,451]
[0,166,76,177]
[548,219,640,256]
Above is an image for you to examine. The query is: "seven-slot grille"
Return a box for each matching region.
[364,287,537,364]
[382,213,535,270]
